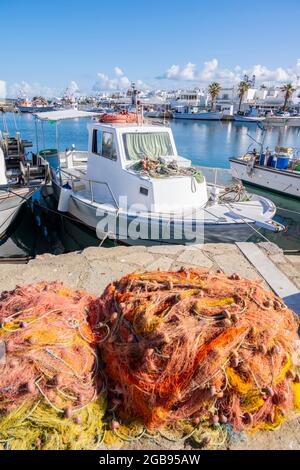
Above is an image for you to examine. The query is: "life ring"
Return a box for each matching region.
[98,111,137,124]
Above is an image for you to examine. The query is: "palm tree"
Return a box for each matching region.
[237,80,250,112]
[208,82,221,111]
[281,83,296,111]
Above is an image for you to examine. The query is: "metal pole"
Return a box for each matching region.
[41,120,45,149]
[214,168,218,187]
[89,180,94,202]
[55,121,59,151]
[2,112,8,133]
[135,92,138,125]
[34,117,39,153]
[12,111,18,131]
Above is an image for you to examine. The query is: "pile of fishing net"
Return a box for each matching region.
[0,282,106,450]
[1,269,300,450]
[130,157,204,183]
[92,268,300,446]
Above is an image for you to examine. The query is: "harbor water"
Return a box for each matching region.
[1,112,300,259]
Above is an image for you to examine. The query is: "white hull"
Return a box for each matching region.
[286,117,300,127]
[230,158,300,199]
[52,180,281,245]
[264,116,300,127]
[234,115,265,123]
[172,111,222,121]
[144,111,167,118]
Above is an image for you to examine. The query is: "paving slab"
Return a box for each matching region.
[118,252,155,267]
[176,249,214,268]
[147,245,184,256]
[146,256,174,271]
[213,252,261,280]
[237,242,300,315]
[78,260,141,294]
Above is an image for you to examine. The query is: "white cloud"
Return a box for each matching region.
[7,80,59,99]
[0,80,7,98]
[93,67,148,91]
[162,63,196,81]
[158,59,300,86]
[164,64,180,79]
[114,67,124,77]
[250,64,289,82]
[64,80,80,96]
[199,59,218,81]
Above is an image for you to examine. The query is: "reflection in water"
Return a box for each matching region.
[0,114,299,257]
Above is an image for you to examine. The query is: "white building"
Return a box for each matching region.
[171,88,207,108]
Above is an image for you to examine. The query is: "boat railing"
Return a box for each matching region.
[58,167,119,209]
[195,165,236,187]
[61,149,88,168]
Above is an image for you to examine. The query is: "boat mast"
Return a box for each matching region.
[131,81,142,125]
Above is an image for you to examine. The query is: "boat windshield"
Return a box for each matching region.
[122,132,174,161]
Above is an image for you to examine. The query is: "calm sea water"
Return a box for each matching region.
[1,112,300,258]
[2,112,300,167]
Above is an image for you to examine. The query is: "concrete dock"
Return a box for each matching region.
[0,241,299,450]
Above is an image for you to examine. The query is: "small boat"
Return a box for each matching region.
[36,109,285,245]
[285,115,300,127]
[263,112,297,126]
[0,130,48,241]
[234,108,265,123]
[144,107,171,119]
[172,106,222,121]
[229,146,300,199]
[16,98,55,114]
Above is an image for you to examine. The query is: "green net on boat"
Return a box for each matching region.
[130,157,204,183]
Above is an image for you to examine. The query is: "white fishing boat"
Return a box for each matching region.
[172,106,222,121]
[229,146,300,199]
[263,112,300,127]
[234,108,265,123]
[0,130,48,241]
[35,109,285,245]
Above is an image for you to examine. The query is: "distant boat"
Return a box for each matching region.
[16,98,55,113]
[234,108,265,123]
[286,116,300,127]
[263,112,300,126]
[17,105,55,113]
[229,146,300,199]
[144,110,162,118]
[172,106,222,120]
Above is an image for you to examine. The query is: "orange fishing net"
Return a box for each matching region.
[0,282,99,414]
[1,272,300,449]
[92,268,300,431]
[0,282,106,450]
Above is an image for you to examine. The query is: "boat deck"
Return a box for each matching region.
[230,156,300,177]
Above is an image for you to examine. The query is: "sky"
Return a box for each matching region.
[1,0,300,98]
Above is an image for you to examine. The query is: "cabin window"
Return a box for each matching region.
[92,130,117,160]
[123,132,174,161]
[140,186,148,196]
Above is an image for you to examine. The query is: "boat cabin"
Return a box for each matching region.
[83,122,208,212]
